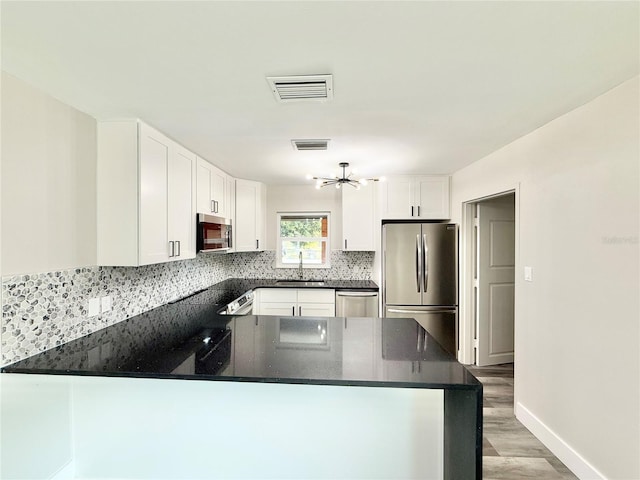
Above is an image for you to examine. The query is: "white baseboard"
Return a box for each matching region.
[50,460,75,480]
[515,402,606,480]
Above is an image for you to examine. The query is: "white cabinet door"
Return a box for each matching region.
[415,176,450,219]
[196,157,214,215]
[98,120,196,267]
[298,303,335,317]
[196,157,227,216]
[380,177,414,219]
[381,176,450,220]
[342,185,375,251]
[235,179,264,252]
[168,144,196,261]
[139,123,170,265]
[211,168,227,217]
[226,176,236,251]
[258,302,297,316]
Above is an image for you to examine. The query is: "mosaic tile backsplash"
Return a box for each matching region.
[1,250,373,365]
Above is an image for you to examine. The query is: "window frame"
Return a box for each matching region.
[276,211,331,269]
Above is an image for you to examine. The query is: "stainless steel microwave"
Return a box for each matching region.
[197,214,232,252]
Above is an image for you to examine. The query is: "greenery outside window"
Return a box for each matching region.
[277,212,330,268]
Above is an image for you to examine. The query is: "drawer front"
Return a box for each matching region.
[258,288,297,303]
[297,289,335,304]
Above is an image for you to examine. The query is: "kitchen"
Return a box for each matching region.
[1,2,638,480]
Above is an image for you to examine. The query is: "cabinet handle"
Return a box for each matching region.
[292,306,295,316]
[256,239,259,249]
[169,241,175,258]
[344,318,348,329]
[411,206,414,217]
[417,205,420,217]
[344,239,347,249]
[214,200,219,213]
[211,200,215,213]
[176,240,181,257]
[298,306,302,316]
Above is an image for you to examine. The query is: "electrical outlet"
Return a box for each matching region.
[524,266,533,282]
[101,296,112,313]
[88,298,100,316]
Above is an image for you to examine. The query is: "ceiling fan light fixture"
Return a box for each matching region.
[308,162,382,190]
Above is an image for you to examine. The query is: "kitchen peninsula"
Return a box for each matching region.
[1,280,481,480]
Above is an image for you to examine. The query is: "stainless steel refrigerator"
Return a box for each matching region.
[382,222,458,355]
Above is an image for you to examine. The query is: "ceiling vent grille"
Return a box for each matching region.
[267,75,333,102]
[292,139,330,151]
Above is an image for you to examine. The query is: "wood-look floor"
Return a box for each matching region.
[466,363,578,480]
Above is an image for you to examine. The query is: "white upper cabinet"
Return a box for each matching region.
[98,120,195,266]
[342,184,376,251]
[196,157,228,218]
[380,175,450,220]
[169,144,197,260]
[235,179,265,252]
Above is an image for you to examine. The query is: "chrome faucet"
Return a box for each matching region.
[298,251,303,279]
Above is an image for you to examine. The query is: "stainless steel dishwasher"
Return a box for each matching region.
[335,291,379,317]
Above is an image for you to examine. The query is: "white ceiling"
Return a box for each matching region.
[2,1,638,185]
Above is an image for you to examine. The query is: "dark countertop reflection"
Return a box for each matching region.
[2,279,478,391]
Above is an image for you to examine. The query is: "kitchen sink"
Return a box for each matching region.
[274,280,326,287]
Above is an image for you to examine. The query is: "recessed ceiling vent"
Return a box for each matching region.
[267,75,333,102]
[292,139,330,151]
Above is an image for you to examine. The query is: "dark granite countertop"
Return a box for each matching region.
[2,277,479,391]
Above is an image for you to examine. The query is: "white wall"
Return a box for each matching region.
[1,72,97,275]
[0,374,73,479]
[451,77,639,479]
[1,373,444,480]
[266,185,342,250]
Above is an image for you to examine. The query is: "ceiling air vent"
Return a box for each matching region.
[267,75,333,102]
[292,139,330,151]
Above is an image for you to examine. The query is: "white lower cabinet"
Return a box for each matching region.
[254,288,335,317]
[98,120,195,266]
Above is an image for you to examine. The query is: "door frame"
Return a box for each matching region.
[458,186,520,366]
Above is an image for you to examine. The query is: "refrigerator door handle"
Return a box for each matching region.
[423,233,429,292]
[416,234,422,293]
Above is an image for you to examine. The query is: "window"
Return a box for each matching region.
[277,212,330,268]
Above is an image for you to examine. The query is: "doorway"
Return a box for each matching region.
[461,191,516,366]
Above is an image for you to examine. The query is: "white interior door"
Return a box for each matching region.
[476,194,515,366]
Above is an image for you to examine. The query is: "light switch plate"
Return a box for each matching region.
[88,298,100,316]
[101,296,112,312]
[524,266,533,282]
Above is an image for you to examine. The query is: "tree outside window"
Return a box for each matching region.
[277,213,330,268]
